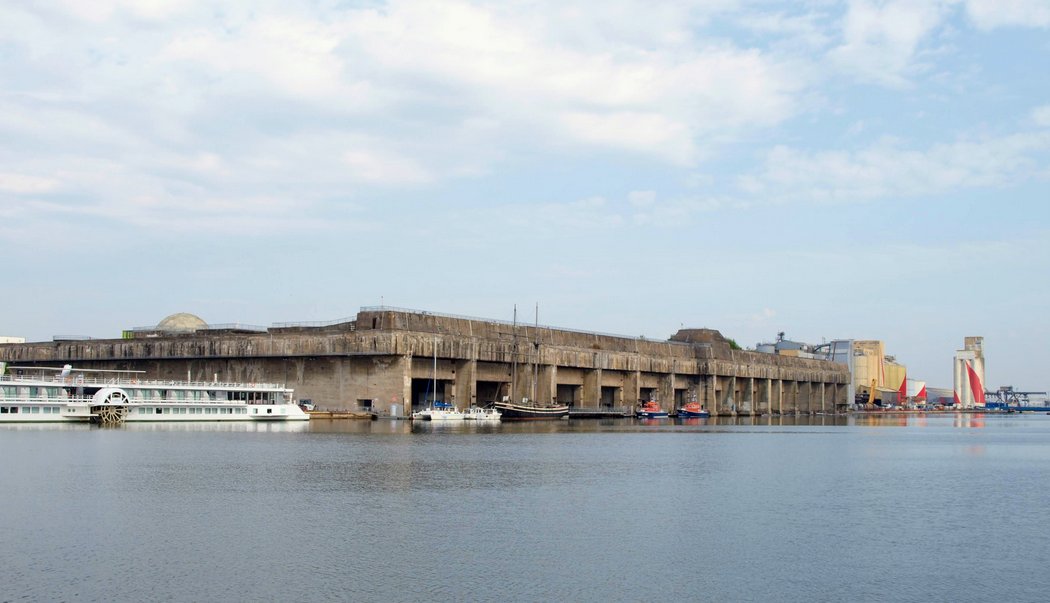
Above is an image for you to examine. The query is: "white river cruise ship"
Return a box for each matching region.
[0,363,309,424]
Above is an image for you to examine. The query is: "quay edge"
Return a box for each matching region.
[0,308,851,417]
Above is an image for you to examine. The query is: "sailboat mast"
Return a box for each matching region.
[432,336,437,405]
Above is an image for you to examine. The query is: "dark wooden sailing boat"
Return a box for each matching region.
[493,304,569,420]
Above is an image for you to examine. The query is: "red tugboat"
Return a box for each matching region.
[636,400,669,418]
[677,402,710,418]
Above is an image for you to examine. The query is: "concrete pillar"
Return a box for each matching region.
[582,368,601,408]
[762,378,773,415]
[547,364,558,406]
[659,373,674,413]
[537,364,556,406]
[744,377,755,415]
[704,375,716,413]
[776,379,784,414]
[625,370,641,409]
[727,376,738,415]
[710,376,721,415]
[400,354,413,413]
[454,358,476,410]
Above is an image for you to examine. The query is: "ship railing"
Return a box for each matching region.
[0,374,287,390]
[272,317,357,329]
[0,396,289,405]
[126,323,268,333]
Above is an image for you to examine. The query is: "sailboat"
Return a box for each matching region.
[493,305,569,420]
[411,337,465,421]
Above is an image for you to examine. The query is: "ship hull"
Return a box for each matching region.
[493,401,568,420]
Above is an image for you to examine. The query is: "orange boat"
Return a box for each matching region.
[677,402,710,418]
[636,400,668,418]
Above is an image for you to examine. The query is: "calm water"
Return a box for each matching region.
[3,414,1050,602]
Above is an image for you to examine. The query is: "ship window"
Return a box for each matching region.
[10,407,17,413]
[155,407,162,414]
[31,407,40,413]
[1,407,8,413]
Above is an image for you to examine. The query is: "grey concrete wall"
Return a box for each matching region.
[0,310,850,416]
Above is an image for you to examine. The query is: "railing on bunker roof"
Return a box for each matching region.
[357,306,705,347]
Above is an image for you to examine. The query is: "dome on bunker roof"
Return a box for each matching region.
[156,312,208,332]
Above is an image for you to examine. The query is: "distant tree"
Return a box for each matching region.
[727,338,741,350]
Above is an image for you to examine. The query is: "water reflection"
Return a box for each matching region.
[851,412,992,428]
[5,410,1050,603]
[0,421,311,433]
[5,413,1008,436]
[302,415,858,435]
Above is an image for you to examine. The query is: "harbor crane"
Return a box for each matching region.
[985,386,1047,408]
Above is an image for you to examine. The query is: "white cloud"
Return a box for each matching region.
[1,0,1045,239]
[560,112,696,165]
[734,9,834,51]
[343,149,433,186]
[965,0,1050,29]
[0,173,60,194]
[44,0,193,23]
[828,0,950,87]
[1033,105,1050,127]
[740,131,1050,203]
[335,1,805,164]
[161,17,362,102]
[628,191,657,208]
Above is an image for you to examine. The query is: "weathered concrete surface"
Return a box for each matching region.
[0,309,850,415]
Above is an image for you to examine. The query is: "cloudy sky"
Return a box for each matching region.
[2,0,1048,391]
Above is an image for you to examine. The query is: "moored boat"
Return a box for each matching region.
[636,400,668,418]
[492,304,568,420]
[464,405,502,421]
[0,364,309,424]
[676,402,710,418]
[493,397,568,420]
[411,400,465,421]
